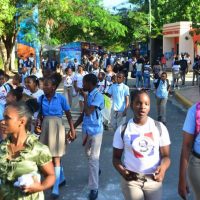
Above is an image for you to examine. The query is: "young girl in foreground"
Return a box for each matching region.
[113,89,171,200]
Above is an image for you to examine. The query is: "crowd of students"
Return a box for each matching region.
[0,52,199,200]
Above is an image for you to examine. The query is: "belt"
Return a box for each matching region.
[126,170,154,182]
[192,151,200,159]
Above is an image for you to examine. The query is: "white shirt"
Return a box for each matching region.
[30,70,42,79]
[23,88,31,96]
[92,68,104,77]
[73,71,88,88]
[61,62,69,72]
[97,80,110,94]
[172,64,180,72]
[0,84,9,105]
[29,57,34,63]
[113,117,171,174]
[63,74,74,87]
[106,72,115,83]
[136,63,143,72]
[30,89,44,100]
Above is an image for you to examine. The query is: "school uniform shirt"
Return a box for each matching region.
[156,80,169,99]
[21,72,29,86]
[30,71,42,79]
[136,63,143,72]
[172,64,180,73]
[91,69,104,77]
[61,62,69,72]
[0,83,12,105]
[73,71,88,88]
[143,64,151,75]
[0,103,5,120]
[108,83,129,112]
[63,74,74,87]
[82,88,104,135]
[113,117,171,174]
[30,89,44,100]
[183,104,200,154]
[38,93,70,118]
[106,72,115,83]
[23,88,32,96]
[97,80,110,94]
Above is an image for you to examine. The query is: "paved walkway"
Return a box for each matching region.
[167,72,199,108]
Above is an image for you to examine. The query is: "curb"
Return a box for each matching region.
[174,91,193,109]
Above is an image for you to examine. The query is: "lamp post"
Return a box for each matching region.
[149,0,152,65]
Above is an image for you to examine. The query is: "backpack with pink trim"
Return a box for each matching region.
[195,102,200,137]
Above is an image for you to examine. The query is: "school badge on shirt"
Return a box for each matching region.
[130,132,154,158]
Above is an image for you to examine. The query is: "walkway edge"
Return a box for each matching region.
[174,91,193,109]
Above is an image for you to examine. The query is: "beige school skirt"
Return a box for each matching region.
[39,116,66,157]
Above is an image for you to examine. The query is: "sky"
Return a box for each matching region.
[102,0,129,9]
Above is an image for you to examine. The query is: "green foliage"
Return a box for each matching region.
[128,0,200,38]
[0,0,127,69]
[45,0,127,47]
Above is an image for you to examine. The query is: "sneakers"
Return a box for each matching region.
[89,190,98,200]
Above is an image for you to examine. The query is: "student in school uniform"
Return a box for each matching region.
[107,72,130,131]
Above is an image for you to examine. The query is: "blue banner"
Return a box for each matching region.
[60,42,82,64]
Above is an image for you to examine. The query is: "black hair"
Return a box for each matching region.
[25,98,39,115]
[118,71,125,77]
[44,73,62,89]
[99,72,105,78]
[6,100,39,130]
[9,86,24,101]
[30,66,37,75]
[161,72,167,77]
[153,60,160,65]
[83,73,97,86]
[27,75,39,86]
[13,74,22,83]
[38,77,44,82]
[130,89,150,104]
[0,69,4,76]
[65,67,72,73]
[78,64,84,70]
[174,59,180,65]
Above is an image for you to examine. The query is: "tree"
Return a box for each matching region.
[128,0,200,37]
[0,0,127,71]
[45,0,127,48]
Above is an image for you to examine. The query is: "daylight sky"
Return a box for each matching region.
[102,0,129,9]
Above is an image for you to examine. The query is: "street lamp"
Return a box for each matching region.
[149,0,152,65]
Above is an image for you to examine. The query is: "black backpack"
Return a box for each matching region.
[154,78,170,90]
[179,59,188,71]
[120,120,162,141]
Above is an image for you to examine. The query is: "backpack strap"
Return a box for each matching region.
[155,78,160,89]
[38,95,44,117]
[120,120,162,142]
[3,83,12,92]
[121,122,128,140]
[154,120,162,137]
[91,90,102,120]
[195,102,200,137]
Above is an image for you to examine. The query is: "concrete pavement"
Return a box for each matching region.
[167,72,199,108]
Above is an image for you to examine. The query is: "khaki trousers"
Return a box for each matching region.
[121,176,162,200]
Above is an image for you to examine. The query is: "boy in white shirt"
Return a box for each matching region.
[63,67,74,107]
[73,65,88,112]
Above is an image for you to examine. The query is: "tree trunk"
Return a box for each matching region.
[1,33,17,73]
[0,40,6,66]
